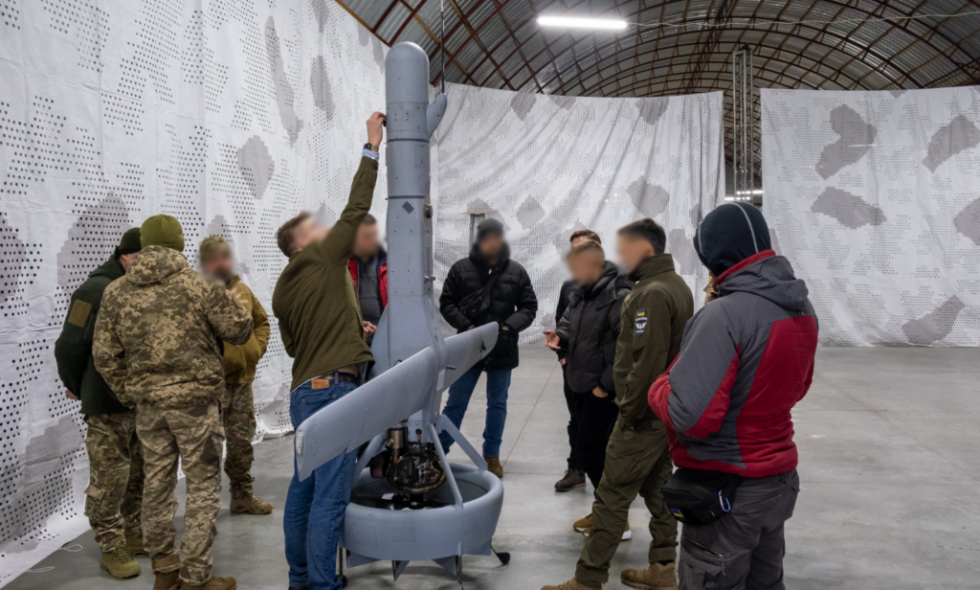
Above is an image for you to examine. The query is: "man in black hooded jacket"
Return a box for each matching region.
[545,240,631,498]
[439,218,538,478]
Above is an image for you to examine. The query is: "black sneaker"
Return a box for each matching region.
[554,468,586,492]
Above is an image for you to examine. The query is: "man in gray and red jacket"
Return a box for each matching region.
[649,202,818,590]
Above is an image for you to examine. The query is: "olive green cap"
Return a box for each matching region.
[199,235,232,263]
[140,214,185,252]
[116,227,143,255]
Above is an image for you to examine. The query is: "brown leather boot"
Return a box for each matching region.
[620,563,677,590]
[555,469,586,492]
[540,579,601,590]
[183,576,237,590]
[152,554,180,590]
[485,457,504,478]
[230,494,273,515]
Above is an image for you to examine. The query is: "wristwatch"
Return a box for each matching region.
[364,142,379,153]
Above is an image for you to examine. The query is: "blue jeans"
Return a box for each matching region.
[284,379,358,590]
[439,366,512,457]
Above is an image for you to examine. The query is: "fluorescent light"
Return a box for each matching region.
[537,16,628,30]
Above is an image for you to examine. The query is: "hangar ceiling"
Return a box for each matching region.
[335,0,980,188]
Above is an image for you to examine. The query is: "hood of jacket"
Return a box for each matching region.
[89,256,126,282]
[126,245,191,286]
[469,241,511,272]
[719,251,809,312]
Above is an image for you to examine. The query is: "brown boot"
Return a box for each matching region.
[230,493,273,515]
[541,579,601,590]
[485,457,504,478]
[152,554,180,590]
[620,563,677,590]
[100,548,141,579]
[573,514,592,532]
[582,520,631,541]
[126,533,147,555]
[555,469,586,492]
[184,576,237,590]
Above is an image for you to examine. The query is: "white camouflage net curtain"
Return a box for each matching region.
[761,87,980,347]
[0,0,386,580]
[433,85,725,340]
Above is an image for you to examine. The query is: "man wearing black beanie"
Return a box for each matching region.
[649,202,819,590]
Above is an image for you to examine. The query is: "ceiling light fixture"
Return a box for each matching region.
[537,16,629,30]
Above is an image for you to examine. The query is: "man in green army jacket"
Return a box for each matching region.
[198,235,273,515]
[55,227,146,580]
[545,218,694,590]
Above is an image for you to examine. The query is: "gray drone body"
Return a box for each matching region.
[293,42,504,583]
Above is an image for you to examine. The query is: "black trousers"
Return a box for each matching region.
[562,365,581,471]
[565,380,620,489]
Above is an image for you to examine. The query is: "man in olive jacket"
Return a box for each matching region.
[544,218,694,590]
[94,215,253,590]
[199,235,272,516]
[55,227,145,580]
[272,112,385,590]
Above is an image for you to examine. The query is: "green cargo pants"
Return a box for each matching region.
[575,417,677,587]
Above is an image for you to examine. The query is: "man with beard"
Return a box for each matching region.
[438,218,538,478]
[198,235,272,516]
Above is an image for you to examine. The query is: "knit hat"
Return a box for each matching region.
[140,214,185,252]
[694,202,772,278]
[476,218,505,242]
[115,227,143,257]
[199,235,232,263]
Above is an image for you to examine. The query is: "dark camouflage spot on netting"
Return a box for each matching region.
[310,0,329,32]
[815,105,877,179]
[516,197,545,229]
[901,296,964,345]
[548,95,576,110]
[627,177,669,218]
[237,136,275,199]
[953,198,980,245]
[811,187,886,229]
[635,97,669,126]
[667,229,699,275]
[265,17,303,145]
[310,55,336,120]
[922,115,980,173]
[510,92,536,121]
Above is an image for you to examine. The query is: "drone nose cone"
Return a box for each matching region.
[386,42,430,106]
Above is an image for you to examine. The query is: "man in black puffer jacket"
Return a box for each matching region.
[439,218,538,478]
[545,240,631,496]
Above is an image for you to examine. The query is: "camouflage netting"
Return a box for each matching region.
[761,88,980,346]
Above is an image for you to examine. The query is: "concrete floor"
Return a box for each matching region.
[9,346,980,590]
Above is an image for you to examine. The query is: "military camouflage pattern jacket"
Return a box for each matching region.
[93,245,254,410]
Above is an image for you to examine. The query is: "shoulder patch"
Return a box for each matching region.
[634,308,647,335]
[68,300,93,327]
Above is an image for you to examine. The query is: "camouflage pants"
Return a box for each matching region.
[84,412,144,553]
[137,401,224,586]
[220,381,256,498]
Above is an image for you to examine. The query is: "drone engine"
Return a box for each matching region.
[382,426,446,498]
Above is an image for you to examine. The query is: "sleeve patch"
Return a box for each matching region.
[68,300,93,327]
[635,309,647,335]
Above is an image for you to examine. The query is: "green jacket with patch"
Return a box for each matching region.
[55,257,130,416]
[612,254,694,427]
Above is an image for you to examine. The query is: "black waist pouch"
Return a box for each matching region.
[663,468,743,525]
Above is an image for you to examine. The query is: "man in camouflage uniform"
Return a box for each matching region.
[94,215,253,590]
[55,227,145,580]
[198,235,272,515]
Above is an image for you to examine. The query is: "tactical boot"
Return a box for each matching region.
[540,579,601,590]
[184,575,237,590]
[555,469,586,492]
[573,514,592,532]
[230,494,273,515]
[152,554,181,590]
[100,548,141,579]
[126,533,147,555]
[620,563,677,590]
[485,457,504,478]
